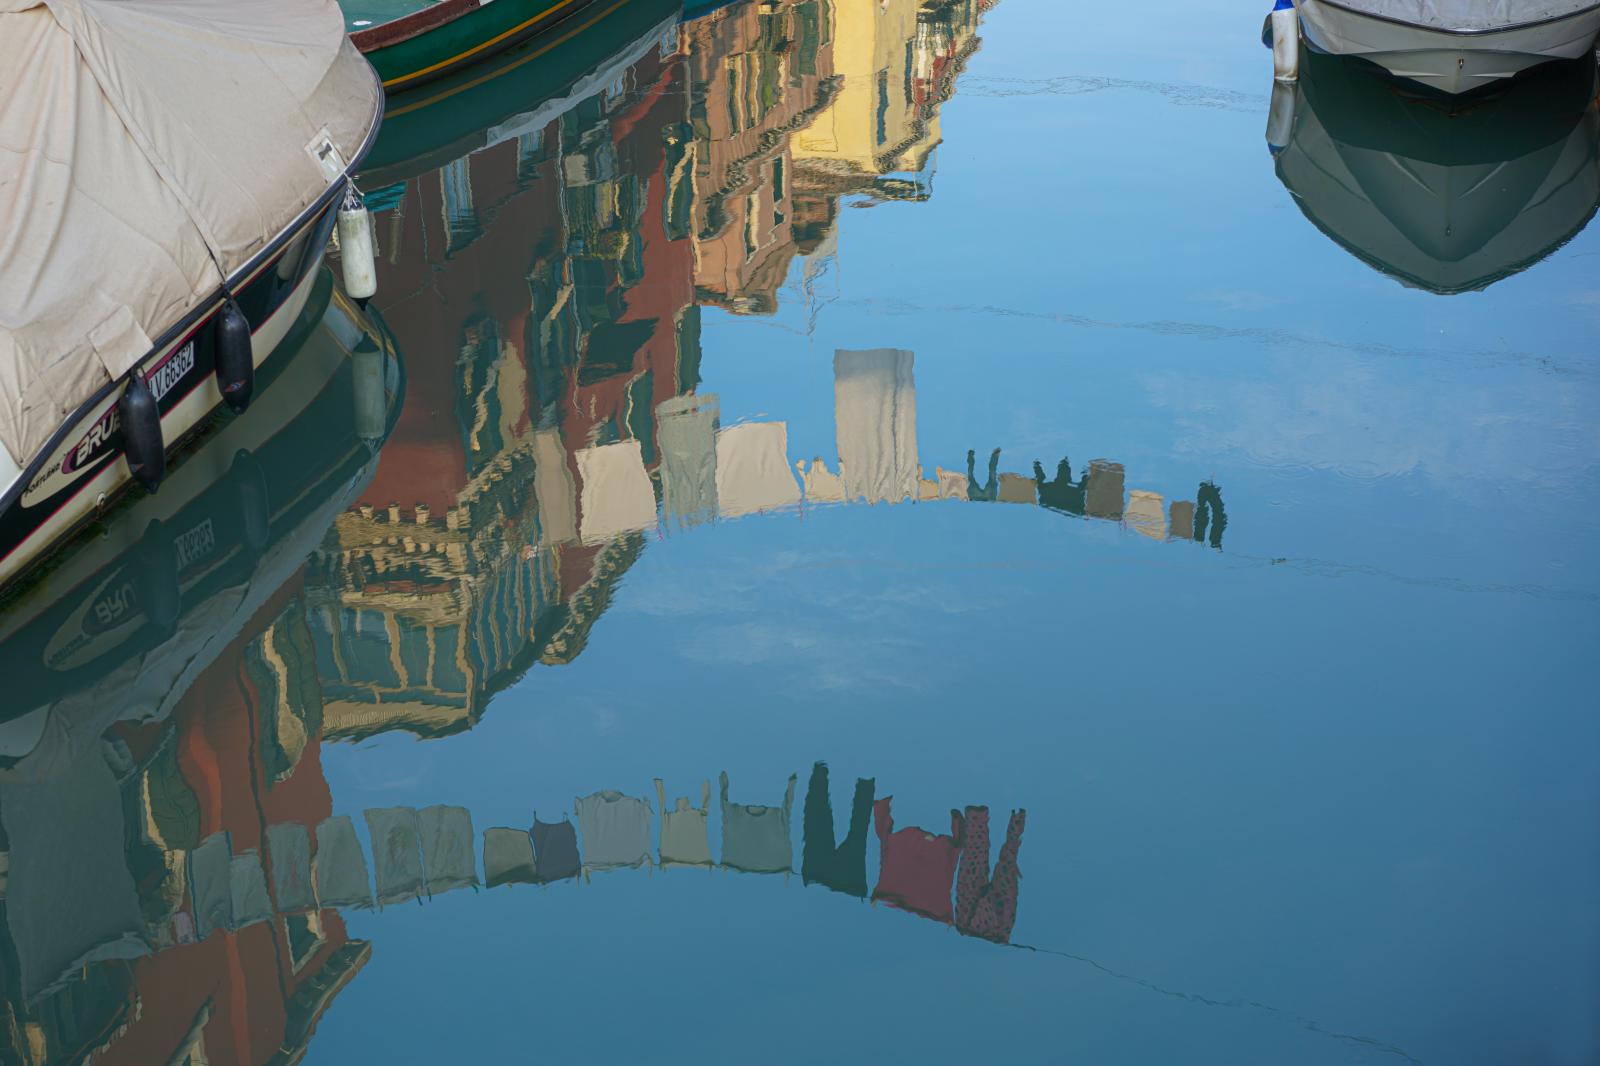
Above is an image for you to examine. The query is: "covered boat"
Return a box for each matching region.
[0,0,383,592]
[0,277,403,766]
[1270,48,1600,293]
[1294,0,1600,94]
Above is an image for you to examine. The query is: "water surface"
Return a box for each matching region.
[1,0,1597,1063]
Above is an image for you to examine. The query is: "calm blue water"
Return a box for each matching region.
[1,0,1597,1063]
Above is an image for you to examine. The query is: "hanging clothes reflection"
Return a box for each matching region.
[801,762,875,898]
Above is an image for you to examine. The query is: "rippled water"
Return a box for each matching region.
[1,0,1597,1062]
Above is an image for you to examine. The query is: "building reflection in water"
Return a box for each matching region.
[0,0,1234,1060]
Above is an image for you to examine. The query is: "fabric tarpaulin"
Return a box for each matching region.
[0,0,378,468]
[1315,0,1596,31]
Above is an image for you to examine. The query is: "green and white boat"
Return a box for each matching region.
[344,0,626,93]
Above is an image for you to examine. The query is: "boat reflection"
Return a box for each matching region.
[0,272,400,1064]
[0,273,403,756]
[1269,48,1600,294]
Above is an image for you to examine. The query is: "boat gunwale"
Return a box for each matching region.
[0,68,386,521]
[1307,0,1600,39]
[353,0,596,90]
[348,0,481,52]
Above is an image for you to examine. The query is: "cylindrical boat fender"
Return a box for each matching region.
[117,372,165,494]
[351,335,388,444]
[134,518,181,638]
[1265,81,1296,153]
[337,183,377,303]
[231,449,271,553]
[214,298,254,413]
[1271,0,1300,81]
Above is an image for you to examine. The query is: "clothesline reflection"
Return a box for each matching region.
[75,760,1030,978]
[313,341,1228,737]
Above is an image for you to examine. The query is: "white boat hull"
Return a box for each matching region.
[1298,0,1600,93]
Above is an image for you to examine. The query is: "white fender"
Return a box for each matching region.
[337,184,377,301]
[1265,80,1296,153]
[351,339,387,443]
[1271,1,1300,81]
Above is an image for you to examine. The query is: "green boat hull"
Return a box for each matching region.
[350,0,609,93]
[359,0,682,181]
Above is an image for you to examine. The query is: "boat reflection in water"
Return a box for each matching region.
[0,269,401,1064]
[0,1,1244,1061]
[1268,47,1600,293]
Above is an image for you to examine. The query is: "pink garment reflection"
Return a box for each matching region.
[954,806,1026,943]
[872,797,960,923]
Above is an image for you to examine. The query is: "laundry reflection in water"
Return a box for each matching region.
[0,756,1033,997]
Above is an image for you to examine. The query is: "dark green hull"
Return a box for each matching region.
[350,0,610,93]
[359,0,682,182]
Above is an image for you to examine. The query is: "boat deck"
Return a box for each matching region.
[341,0,439,33]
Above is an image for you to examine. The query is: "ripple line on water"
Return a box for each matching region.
[1010,940,1426,1065]
[836,296,1590,378]
[961,73,1264,113]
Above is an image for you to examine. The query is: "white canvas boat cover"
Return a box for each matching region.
[0,0,378,469]
[1322,0,1597,32]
